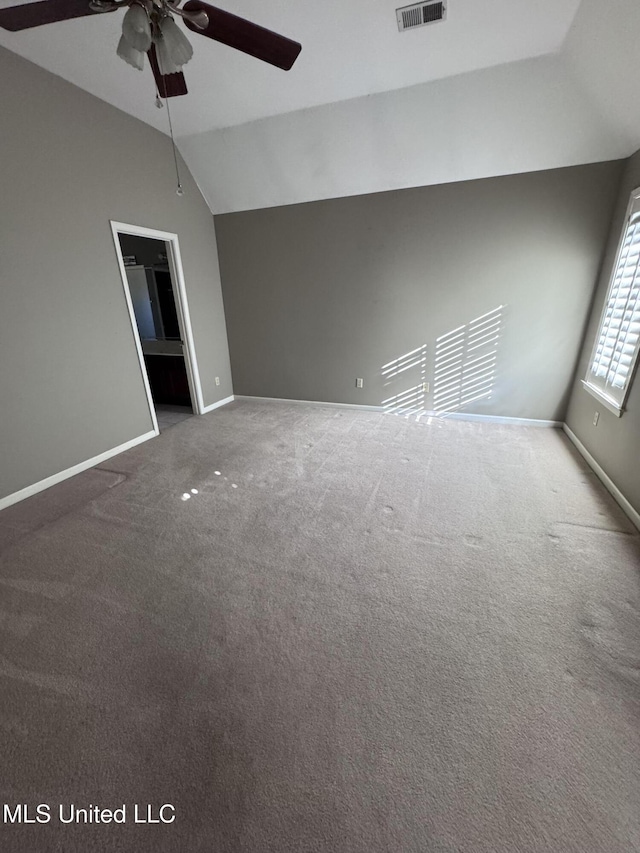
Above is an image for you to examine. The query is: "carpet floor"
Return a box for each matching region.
[1,400,639,852]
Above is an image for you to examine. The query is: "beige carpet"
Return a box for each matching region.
[1,400,639,852]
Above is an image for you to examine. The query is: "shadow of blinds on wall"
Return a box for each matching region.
[584,187,640,414]
[381,345,428,415]
[433,306,503,415]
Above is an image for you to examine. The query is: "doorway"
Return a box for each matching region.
[111,221,205,433]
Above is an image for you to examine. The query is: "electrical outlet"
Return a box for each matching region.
[422,382,430,392]
[215,376,220,386]
[593,411,599,426]
[356,378,363,388]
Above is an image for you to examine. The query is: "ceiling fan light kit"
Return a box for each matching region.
[115,1,200,75]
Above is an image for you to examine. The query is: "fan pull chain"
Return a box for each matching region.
[154,57,184,197]
[164,92,184,196]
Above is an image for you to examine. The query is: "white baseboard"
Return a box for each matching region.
[0,429,157,512]
[235,395,384,412]
[563,424,640,532]
[439,412,562,427]
[234,396,562,426]
[201,395,235,414]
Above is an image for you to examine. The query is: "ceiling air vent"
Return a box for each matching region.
[396,1,446,32]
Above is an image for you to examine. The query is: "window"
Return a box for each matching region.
[583,187,640,416]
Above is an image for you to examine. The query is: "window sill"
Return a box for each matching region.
[581,381,623,417]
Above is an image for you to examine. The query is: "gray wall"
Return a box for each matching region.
[565,148,640,515]
[0,47,232,501]
[215,162,623,419]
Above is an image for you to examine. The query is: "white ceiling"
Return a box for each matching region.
[3,0,640,215]
[0,0,581,137]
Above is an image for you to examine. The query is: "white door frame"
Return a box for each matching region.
[110,221,205,433]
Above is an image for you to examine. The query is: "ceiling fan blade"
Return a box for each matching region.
[0,0,103,31]
[181,2,301,71]
[148,44,188,98]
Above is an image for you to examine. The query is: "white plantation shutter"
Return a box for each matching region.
[585,189,640,413]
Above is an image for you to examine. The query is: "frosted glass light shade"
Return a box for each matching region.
[159,15,193,69]
[117,34,145,70]
[122,3,152,52]
[154,34,181,75]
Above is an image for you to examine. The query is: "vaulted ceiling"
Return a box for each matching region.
[2,0,639,213]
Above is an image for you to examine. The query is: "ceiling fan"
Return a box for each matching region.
[0,0,302,98]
